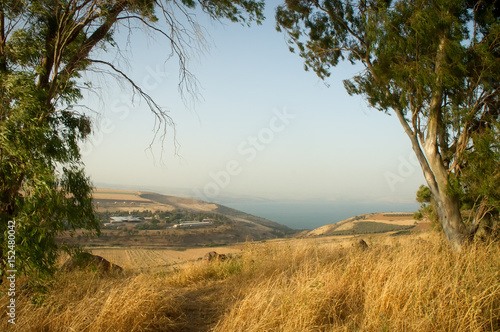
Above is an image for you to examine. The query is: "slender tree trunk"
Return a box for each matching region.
[428,168,468,250]
[417,36,468,251]
[394,107,468,251]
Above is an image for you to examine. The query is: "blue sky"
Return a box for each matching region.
[80,3,425,206]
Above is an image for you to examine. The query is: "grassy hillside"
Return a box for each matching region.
[306,212,423,237]
[329,221,414,235]
[2,233,500,331]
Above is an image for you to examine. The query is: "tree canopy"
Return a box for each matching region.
[0,0,263,282]
[276,0,500,249]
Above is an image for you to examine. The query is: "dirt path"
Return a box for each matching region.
[171,283,233,332]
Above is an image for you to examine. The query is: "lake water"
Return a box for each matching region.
[221,199,419,230]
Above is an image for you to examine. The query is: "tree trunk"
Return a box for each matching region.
[431,181,468,250]
[394,108,468,251]
[409,140,467,250]
[418,146,467,250]
[422,136,468,251]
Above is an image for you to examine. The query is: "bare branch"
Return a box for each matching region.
[88,58,179,156]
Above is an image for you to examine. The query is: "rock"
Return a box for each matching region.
[353,239,369,251]
[61,252,123,273]
[203,251,227,262]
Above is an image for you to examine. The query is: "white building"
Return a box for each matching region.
[173,221,213,229]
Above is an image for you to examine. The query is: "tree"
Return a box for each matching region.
[276,0,499,250]
[0,0,263,283]
[414,184,440,230]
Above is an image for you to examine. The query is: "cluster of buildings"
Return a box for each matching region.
[102,216,215,229]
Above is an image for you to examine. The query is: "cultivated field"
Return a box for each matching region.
[89,245,245,272]
[93,189,152,202]
[93,189,176,213]
[306,212,423,236]
[92,189,220,214]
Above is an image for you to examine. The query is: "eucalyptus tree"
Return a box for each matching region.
[276,0,499,250]
[0,0,263,282]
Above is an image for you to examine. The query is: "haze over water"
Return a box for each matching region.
[218,199,419,230]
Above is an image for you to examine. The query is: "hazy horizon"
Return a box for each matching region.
[93,182,419,230]
[82,4,426,214]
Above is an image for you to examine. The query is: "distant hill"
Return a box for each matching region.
[304,212,429,237]
[213,204,292,232]
[77,189,295,247]
[138,192,293,232]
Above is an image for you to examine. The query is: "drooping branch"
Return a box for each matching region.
[394,106,440,197]
[116,12,202,100]
[88,58,178,154]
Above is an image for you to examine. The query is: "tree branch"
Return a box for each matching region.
[88,58,178,155]
[394,106,440,197]
[312,0,367,50]
[51,0,129,102]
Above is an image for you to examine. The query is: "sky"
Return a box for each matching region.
[80,3,425,209]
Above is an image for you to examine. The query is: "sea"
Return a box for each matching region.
[219,199,419,230]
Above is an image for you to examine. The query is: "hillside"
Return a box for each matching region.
[139,192,292,232]
[61,189,295,247]
[305,212,429,237]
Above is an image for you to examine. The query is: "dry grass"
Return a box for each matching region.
[214,236,500,331]
[0,272,185,331]
[1,234,500,331]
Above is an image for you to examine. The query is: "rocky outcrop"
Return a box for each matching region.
[203,251,228,262]
[61,252,123,273]
[353,238,369,251]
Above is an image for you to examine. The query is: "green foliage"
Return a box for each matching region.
[135,222,163,230]
[0,0,264,284]
[416,185,432,204]
[0,39,98,280]
[459,127,500,213]
[414,185,440,230]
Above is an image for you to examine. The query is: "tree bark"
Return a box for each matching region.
[394,106,468,251]
[421,36,468,250]
[427,164,468,251]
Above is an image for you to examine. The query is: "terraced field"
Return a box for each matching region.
[305,212,423,236]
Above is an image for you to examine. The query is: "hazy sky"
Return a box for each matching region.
[80,3,425,205]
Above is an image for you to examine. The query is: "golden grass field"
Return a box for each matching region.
[2,231,500,331]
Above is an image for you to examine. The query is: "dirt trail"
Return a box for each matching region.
[173,283,233,332]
